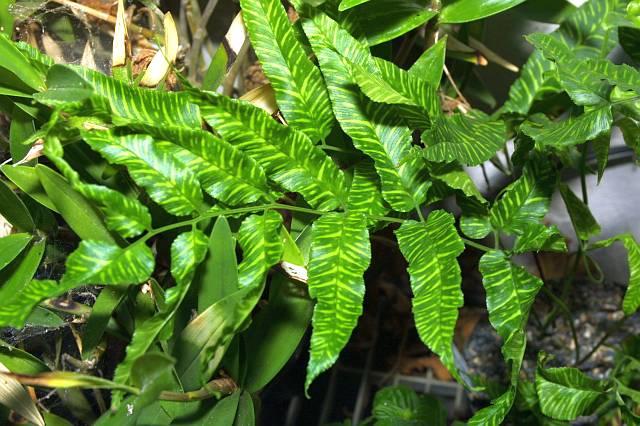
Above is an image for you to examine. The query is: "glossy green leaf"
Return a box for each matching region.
[0,34,45,91]
[130,124,273,206]
[468,387,517,426]
[1,165,58,213]
[241,0,334,141]
[430,162,485,202]
[423,111,507,166]
[502,0,620,115]
[202,46,228,91]
[513,223,567,254]
[395,210,465,380]
[9,105,36,163]
[60,240,154,287]
[440,0,526,23]
[82,130,204,216]
[302,11,430,211]
[197,217,239,310]
[409,36,447,86]
[339,0,369,10]
[559,183,601,241]
[373,385,446,426]
[536,354,606,421]
[36,164,115,243]
[0,234,32,271]
[82,287,126,359]
[0,0,14,37]
[243,275,313,392]
[521,106,612,148]
[590,234,640,315]
[234,391,255,425]
[305,212,371,392]
[593,131,611,183]
[201,95,347,210]
[112,230,208,398]
[460,215,492,239]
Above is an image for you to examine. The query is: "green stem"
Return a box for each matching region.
[462,238,492,252]
[576,317,627,366]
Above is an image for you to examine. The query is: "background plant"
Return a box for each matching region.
[0,0,639,424]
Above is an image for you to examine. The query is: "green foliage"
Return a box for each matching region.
[1,0,639,423]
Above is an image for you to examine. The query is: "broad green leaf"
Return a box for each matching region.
[36,164,115,243]
[69,65,201,128]
[129,124,273,205]
[347,161,389,226]
[0,340,49,374]
[243,275,314,392]
[479,251,542,352]
[0,234,32,271]
[429,162,485,202]
[197,217,239,310]
[234,391,255,425]
[44,137,151,238]
[0,279,71,328]
[60,240,155,287]
[521,107,612,148]
[0,34,45,91]
[302,11,430,211]
[25,306,64,328]
[82,130,204,216]
[536,354,606,420]
[460,215,492,239]
[201,95,347,210]
[422,111,507,166]
[339,0,369,10]
[490,159,555,235]
[513,223,567,254]
[590,234,640,314]
[440,0,526,23]
[395,210,465,380]
[236,210,284,289]
[559,183,601,241]
[305,212,371,392]
[112,230,208,398]
[240,0,334,141]
[372,385,446,426]
[501,0,620,115]
[1,165,58,213]
[33,64,95,106]
[409,36,447,86]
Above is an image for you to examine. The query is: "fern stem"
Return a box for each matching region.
[461,238,492,252]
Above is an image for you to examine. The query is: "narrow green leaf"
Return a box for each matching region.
[201,95,347,210]
[60,240,154,287]
[409,36,447,86]
[82,287,126,359]
[0,234,32,271]
[559,183,601,241]
[395,210,465,380]
[197,217,239,311]
[468,387,517,425]
[339,0,369,10]
[302,11,430,211]
[536,354,606,421]
[233,391,255,426]
[36,164,115,243]
[593,131,610,183]
[9,105,36,164]
[202,46,228,91]
[0,362,45,426]
[1,165,58,213]
[0,34,45,91]
[236,210,284,289]
[112,230,208,398]
[423,111,507,166]
[241,0,334,141]
[440,0,526,23]
[82,130,204,216]
[521,107,613,148]
[305,212,371,392]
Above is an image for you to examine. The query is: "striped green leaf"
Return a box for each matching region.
[468,387,517,426]
[395,211,465,380]
[430,163,485,202]
[422,111,507,166]
[559,183,601,241]
[44,137,151,238]
[236,210,284,289]
[490,159,555,235]
[112,230,208,399]
[82,130,204,216]
[0,280,65,328]
[460,215,491,239]
[373,386,446,426]
[536,354,606,421]
[513,223,567,254]
[501,0,620,115]
[201,95,347,210]
[590,234,640,315]
[240,0,334,141]
[61,241,154,288]
[302,11,430,211]
[521,106,613,148]
[347,161,389,226]
[305,212,371,392]
[69,66,201,128]
[128,124,274,205]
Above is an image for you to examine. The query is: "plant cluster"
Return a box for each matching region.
[0,0,640,423]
